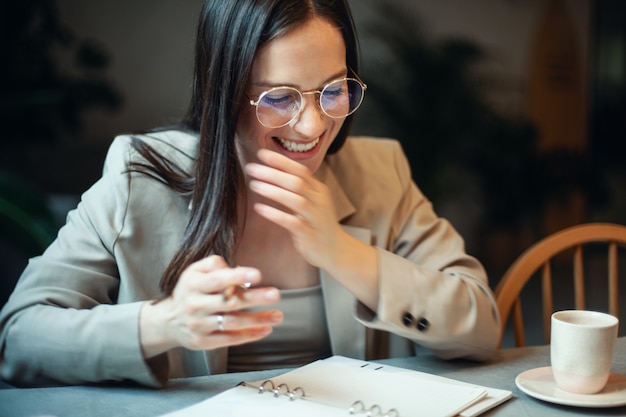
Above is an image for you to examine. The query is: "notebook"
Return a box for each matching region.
[159,356,512,417]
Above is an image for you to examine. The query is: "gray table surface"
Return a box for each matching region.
[2,338,625,417]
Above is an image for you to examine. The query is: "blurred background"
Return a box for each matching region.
[1,0,625,341]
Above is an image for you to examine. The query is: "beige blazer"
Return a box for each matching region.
[0,130,500,387]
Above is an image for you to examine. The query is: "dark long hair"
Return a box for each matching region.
[132,0,360,296]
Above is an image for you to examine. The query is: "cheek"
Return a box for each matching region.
[236,107,277,162]
[328,119,344,144]
[237,107,267,146]
[237,105,257,138]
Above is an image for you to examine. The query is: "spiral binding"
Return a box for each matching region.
[349,400,399,417]
[247,381,399,416]
[254,380,306,401]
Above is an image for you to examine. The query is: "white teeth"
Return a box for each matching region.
[277,137,319,152]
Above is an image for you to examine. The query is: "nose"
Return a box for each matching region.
[289,95,327,138]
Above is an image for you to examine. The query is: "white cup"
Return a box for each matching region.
[550,310,619,394]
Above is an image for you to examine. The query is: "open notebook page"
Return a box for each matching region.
[160,355,489,417]
[322,356,512,417]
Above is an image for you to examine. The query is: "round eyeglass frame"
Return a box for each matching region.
[248,75,367,128]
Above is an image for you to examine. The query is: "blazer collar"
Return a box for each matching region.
[314,159,356,222]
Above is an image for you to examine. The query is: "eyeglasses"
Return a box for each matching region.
[248,74,367,128]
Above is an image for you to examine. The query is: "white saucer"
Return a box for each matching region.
[515,367,626,408]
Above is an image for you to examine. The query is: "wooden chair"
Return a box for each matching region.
[495,223,626,347]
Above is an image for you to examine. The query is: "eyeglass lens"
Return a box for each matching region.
[255,79,364,128]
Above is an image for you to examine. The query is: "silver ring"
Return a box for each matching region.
[216,314,225,331]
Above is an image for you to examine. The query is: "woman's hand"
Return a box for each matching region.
[245,148,380,310]
[245,149,344,270]
[139,255,282,359]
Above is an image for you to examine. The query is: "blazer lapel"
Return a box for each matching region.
[314,159,355,221]
[320,225,372,359]
[317,160,374,359]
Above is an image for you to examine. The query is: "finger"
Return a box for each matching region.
[221,286,281,311]
[248,179,310,215]
[214,310,283,333]
[246,162,313,196]
[182,310,282,347]
[183,285,281,317]
[191,326,274,351]
[184,265,262,295]
[257,148,312,177]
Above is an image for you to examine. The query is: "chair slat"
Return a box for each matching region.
[542,262,553,344]
[609,241,619,318]
[513,298,525,347]
[574,245,585,310]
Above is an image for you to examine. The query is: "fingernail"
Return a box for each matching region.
[271,311,283,322]
[245,163,259,175]
[245,269,259,280]
[249,180,263,192]
[265,288,280,300]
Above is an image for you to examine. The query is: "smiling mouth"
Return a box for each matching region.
[276,137,320,152]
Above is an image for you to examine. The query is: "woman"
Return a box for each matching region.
[0,0,500,387]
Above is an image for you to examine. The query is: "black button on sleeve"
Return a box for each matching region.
[416,317,430,332]
[402,312,414,327]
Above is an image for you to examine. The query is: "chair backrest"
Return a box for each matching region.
[494,222,626,347]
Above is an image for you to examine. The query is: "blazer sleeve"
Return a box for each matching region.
[0,136,167,387]
[353,140,500,361]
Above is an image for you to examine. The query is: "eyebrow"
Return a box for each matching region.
[251,68,348,90]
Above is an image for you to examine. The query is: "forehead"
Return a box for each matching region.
[251,17,347,88]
